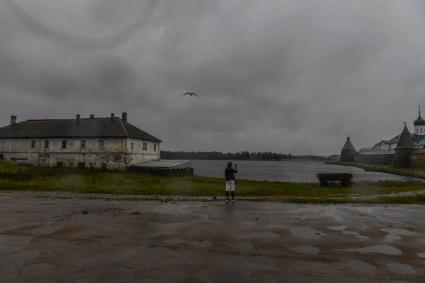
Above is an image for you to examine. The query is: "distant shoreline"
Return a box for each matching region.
[326,161,425,180]
[161,150,330,162]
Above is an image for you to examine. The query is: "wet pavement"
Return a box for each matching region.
[0,192,424,282]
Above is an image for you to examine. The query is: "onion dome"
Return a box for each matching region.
[414,106,425,126]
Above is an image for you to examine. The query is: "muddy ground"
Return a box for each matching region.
[0,192,424,282]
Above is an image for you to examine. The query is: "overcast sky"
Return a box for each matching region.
[0,0,425,155]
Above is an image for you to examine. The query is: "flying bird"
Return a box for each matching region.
[183,92,199,97]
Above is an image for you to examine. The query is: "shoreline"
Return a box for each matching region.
[326,161,425,180]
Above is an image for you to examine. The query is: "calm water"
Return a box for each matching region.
[190,160,412,182]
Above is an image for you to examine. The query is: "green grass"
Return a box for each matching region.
[1,161,425,203]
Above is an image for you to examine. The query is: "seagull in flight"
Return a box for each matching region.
[183,91,199,97]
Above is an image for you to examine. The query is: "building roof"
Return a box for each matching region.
[396,124,414,148]
[0,117,162,142]
[342,137,356,151]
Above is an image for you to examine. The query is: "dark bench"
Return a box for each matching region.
[317,173,353,187]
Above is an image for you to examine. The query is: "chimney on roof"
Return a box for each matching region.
[76,114,80,124]
[10,115,17,126]
[122,112,127,122]
[111,113,115,122]
[90,114,95,119]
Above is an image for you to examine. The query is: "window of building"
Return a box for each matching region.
[31,140,36,149]
[154,144,157,152]
[81,140,86,149]
[62,140,67,149]
[98,140,105,150]
[44,140,49,149]
[131,142,134,151]
[143,142,147,151]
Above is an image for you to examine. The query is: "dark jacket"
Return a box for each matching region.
[225,167,238,181]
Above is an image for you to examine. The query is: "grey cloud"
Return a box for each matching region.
[0,0,424,155]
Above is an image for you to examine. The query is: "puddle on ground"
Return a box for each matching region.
[342,231,369,240]
[249,255,275,267]
[290,227,325,240]
[31,224,63,236]
[189,240,212,248]
[346,260,376,273]
[348,245,402,256]
[381,229,417,236]
[385,234,402,241]
[386,263,415,274]
[418,252,425,259]
[233,241,254,250]
[290,245,319,255]
[327,226,347,231]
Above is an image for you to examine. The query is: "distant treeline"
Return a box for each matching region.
[160,151,328,161]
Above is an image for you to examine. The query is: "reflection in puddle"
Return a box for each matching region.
[348,245,402,256]
[381,228,417,236]
[291,227,325,239]
[386,262,415,274]
[290,245,319,255]
[327,226,347,231]
[384,234,402,241]
[342,231,369,240]
[346,260,376,273]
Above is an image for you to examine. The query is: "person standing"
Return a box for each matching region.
[225,161,238,202]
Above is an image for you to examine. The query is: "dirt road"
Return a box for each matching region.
[0,192,424,282]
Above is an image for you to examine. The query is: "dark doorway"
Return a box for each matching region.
[78,162,85,169]
[0,154,3,160]
[101,163,107,170]
[57,162,63,168]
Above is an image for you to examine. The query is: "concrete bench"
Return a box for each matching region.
[317,173,353,187]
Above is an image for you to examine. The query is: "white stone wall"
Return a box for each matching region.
[0,138,128,170]
[126,138,160,165]
[415,125,425,135]
[0,138,161,169]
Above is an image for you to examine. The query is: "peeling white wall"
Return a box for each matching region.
[0,138,160,169]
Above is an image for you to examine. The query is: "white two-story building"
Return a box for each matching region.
[0,112,161,170]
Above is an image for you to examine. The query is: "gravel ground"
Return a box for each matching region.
[0,191,424,282]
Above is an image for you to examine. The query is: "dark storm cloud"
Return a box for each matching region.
[0,0,424,154]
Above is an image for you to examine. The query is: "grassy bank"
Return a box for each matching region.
[1,161,425,204]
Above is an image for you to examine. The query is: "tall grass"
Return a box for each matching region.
[0,161,425,203]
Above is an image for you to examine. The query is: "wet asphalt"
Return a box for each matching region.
[0,192,424,282]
